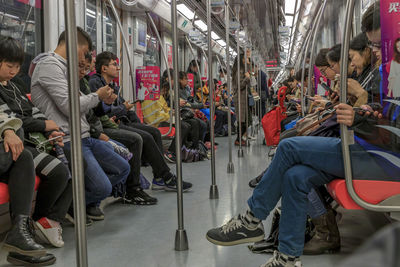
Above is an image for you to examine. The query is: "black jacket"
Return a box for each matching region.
[0,77,48,138]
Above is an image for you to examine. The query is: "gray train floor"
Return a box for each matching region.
[0,134,390,267]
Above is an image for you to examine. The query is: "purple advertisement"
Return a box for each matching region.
[381,0,400,98]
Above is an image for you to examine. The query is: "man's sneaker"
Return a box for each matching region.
[151,178,165,190]
[34,217,64,248]
[206,215,264,246]
[164,175,192,192]
[260,250,302,267]
[164,151,176,163]
[124,189,158,205]
[86,205,104,221]
[65,212,93,227]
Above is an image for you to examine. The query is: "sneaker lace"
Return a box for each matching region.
[221,216,243,234]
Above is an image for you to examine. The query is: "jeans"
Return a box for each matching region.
[248,136,397,257]
[215,109,228,135]
[307,188,326,219]
[103,127,143,193]
[64,138,130,206]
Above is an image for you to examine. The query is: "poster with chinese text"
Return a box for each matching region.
[136,66,160,101]
[187,73,194,96]
[381,0,400,99]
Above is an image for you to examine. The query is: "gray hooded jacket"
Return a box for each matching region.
[30,52,100,142]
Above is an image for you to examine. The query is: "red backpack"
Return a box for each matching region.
[262,86,287,146]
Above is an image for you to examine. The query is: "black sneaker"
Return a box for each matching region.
[86,205,104,221]
[206,215,265,246]
[164,151,176,163]
[124,189,158,205]
[249,170,266,188]
[65,211,93,227]
[164,175,192,192]
[260,250,302,267]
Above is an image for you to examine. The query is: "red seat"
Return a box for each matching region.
[327,179,400,210]
[0,177,41,205]
[158,126,175,137]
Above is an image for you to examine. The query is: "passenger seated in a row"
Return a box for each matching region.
[90,51,192,191]
[31,27,130,221]
[0,111,46,257]
[79,53,158,205]
[206,4,400,267]
[0,37,72,248]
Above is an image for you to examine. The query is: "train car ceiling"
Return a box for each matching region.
[113,0,288,72]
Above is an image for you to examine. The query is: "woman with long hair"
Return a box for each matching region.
[388,37,400,98]
[232,53,250,146]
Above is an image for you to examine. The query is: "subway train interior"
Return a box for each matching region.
[0,0,399,266]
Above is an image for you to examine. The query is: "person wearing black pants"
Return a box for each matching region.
[0,37,73,249]
[159,120,191,153]
[0,126,46,257]
[183,118,201,148]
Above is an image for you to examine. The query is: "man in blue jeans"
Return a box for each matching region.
[206,5,400,266]
[31,27,130,221]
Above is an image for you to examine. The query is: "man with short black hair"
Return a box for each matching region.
[90,51,193,192]
[31,27,130,221]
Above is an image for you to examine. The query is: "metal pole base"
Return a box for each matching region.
[227,161,235,173]
[238,148,244,158]
[209,184,219,199]
[174,229,189,251]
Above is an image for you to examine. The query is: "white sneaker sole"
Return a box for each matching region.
[206,233,265,246]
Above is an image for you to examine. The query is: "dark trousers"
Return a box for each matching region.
[123,122,163,152]
[103,127,143,192]
[0,146,35,218]
[118,124,171,181]
[159,121,190,152]
[183,118,201,148]
[26,146,73,222]
[236,122,247,141]
[215,109,228,134]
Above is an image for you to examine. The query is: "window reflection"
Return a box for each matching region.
[0,0,43,85]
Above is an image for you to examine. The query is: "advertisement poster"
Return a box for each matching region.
[187,73,194,96]
[381,0,400,98]
[136,66,160,101]
[167,44,173,68]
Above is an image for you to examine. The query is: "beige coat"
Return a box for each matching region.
[233,71,250,123]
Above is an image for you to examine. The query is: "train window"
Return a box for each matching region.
[85,0,98,51]
[144,20,160,67]
[0,0,43,81]
[103,2,117,55]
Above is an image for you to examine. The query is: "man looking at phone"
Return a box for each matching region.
[31,27,130,221]
[89,51,193,192]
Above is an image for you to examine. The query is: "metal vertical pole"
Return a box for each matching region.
[244,45,249,146]
[63,1,88,266]
[172,0,188,251]
[236,24,244,157]
[208,0,219,199]
[185,36,204,102]
[307,0,327,98]
[146,12,173,137]
[225,0,234,173]
[300,31,313,117]
[107,0,136,101]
